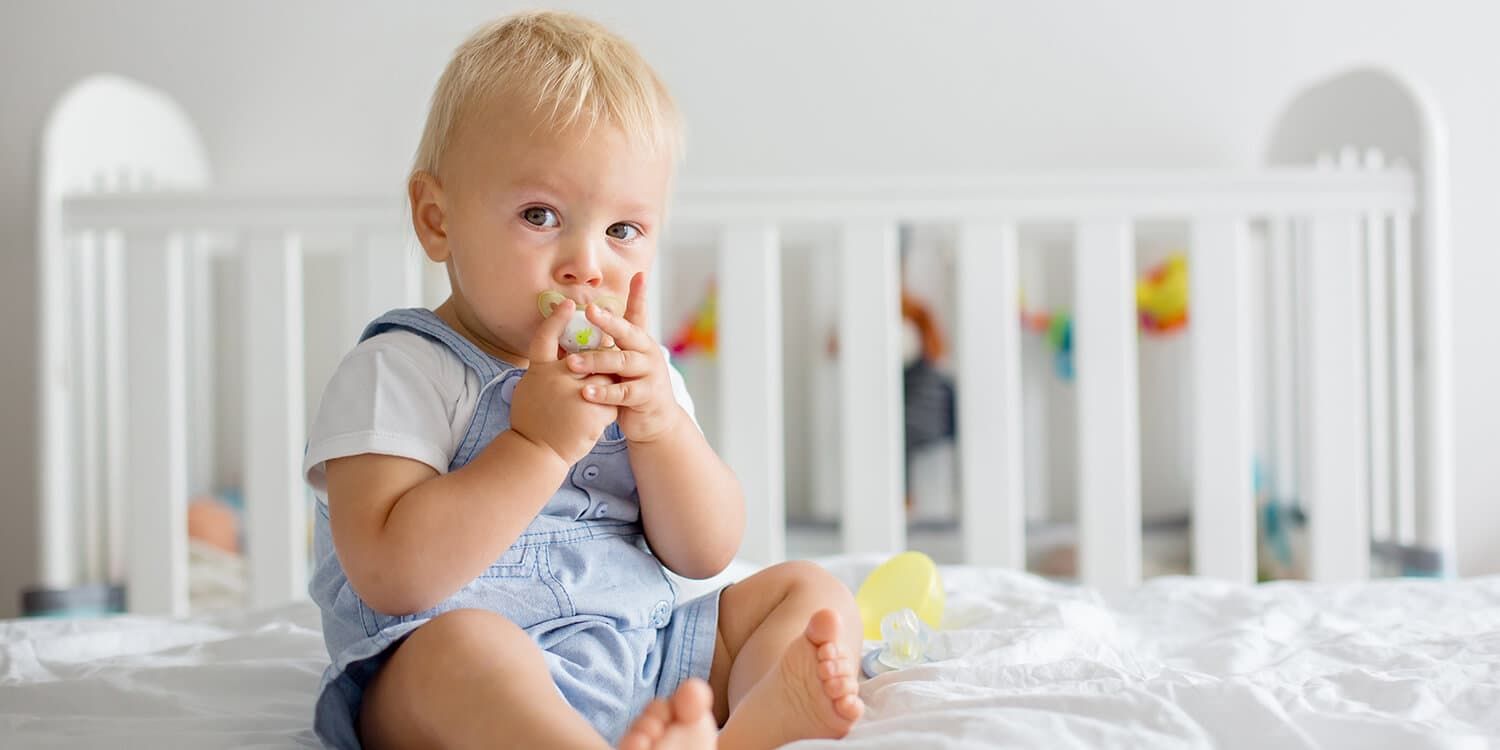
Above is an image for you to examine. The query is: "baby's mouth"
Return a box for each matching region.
[536,290,624,318]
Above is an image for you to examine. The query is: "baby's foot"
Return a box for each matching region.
[619,678,717,750]
[721,609,864,749]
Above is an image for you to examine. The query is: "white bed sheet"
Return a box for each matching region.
[2,559,1497,749]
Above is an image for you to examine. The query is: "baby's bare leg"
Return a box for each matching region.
[708,561,865,749]
[359,608,607,750]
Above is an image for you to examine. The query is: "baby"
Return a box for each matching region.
[305,11,864,750]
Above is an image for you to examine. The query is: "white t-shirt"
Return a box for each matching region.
[303,329,698,498]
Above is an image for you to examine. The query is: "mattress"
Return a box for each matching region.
[2,558,1497,749]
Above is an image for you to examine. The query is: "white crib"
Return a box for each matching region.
[47,163,1453,616]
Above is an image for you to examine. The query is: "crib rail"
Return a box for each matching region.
[59,167,1438,614]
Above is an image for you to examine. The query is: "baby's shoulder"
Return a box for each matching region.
[340,329,474,399]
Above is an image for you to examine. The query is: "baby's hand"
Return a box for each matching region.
[567,273,682,444]
[509,299,619,465]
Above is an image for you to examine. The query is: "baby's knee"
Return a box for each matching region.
[407,608,533,663]
[771,561,856,607]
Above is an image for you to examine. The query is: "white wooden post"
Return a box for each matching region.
[956,221,1024,568]
[1305,213,1370,581]
[1267,218,1299,507]
[125,230,189,615]
[1190,216,1255,583]
[102,231,128,583]
[347,231,422,340]
[838,222,905,555]
[717,223,785,565]
[1073,218,1141,590]
[1417,201,1456,574]
[73,230,104,582]
[244,231,309,608]
[1390,212,1417,546]
[647,249,667,344]
[1364,213,1392,543]
[186,237,217,498]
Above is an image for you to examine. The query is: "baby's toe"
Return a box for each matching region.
[620,698,671,750]
[822,674,857,700]
[834,694,865,722]
[817,641,841,661]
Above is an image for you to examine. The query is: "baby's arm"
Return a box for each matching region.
[328,300,618,614]
[325,432,568,615]
[628,412,745,578]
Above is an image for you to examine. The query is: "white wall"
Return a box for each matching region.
[3,0,1498,615]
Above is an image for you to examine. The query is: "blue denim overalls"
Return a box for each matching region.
[309,308,722,748]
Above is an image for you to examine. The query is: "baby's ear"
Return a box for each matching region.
[409,171,450,263]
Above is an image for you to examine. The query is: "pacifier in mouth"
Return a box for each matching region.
[538,291,625,353]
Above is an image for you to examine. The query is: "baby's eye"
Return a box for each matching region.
[522,206,559,228]
[606,223,640,241]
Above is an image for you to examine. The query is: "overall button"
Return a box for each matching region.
[498,374,519,403]
[649,600,671,629]
[582,465,601,481]
[594,503,609,518]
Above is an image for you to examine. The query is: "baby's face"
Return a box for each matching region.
[429,104,672,363]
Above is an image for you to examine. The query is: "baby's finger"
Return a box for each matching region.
[566,349,653,378]
[581,379,651,408]
[624,272,649,330]
[587,302,652,353]
[528,298,575,362]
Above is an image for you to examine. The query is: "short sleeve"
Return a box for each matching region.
[303,334,461,492]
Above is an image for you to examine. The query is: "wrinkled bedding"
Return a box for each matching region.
[2,557,1497,748]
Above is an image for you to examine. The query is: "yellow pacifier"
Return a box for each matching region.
[538,291,625,353]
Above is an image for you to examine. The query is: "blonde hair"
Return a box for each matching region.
[412,10,681,178]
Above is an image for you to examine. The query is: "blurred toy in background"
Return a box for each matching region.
[188,494,242,555]
[1020,252,1190,382]
[900,289,957,494]
[1020,301,1074,380]
[667,281,717,358]
[1136,253,1189,333]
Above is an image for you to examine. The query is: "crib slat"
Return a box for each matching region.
[124,230,189,615]
[348,231,421,339]
[1417,207,1456,572]
[718,224,785,565]
[102,232,129,583]
[1074,218,1141,590]
[1190,217,1255,583]
[1364,213,1392,543]
[646,250,666,344]
[186,239,217,502]
[1390,212,1417,546]
[244,231,309,608]
[1267,219,1299,506]
[1306,213,1370,581]
[74,230,104,582]
[839,222,905,555]
[956,221,1024,568]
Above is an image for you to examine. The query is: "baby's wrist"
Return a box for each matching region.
[626,405,689,447]
[499,428,571,473]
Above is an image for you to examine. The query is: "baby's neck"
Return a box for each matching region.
[432,299,529,367]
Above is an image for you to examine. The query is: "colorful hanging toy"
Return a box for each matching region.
[667,281,717,358]
[1136,253,1190,333]
[1020,252,1190,380]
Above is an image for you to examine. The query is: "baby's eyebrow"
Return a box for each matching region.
[507,176,571,198]
[612,197,658,219]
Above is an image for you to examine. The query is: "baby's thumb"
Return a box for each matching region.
[528,299,574,363]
